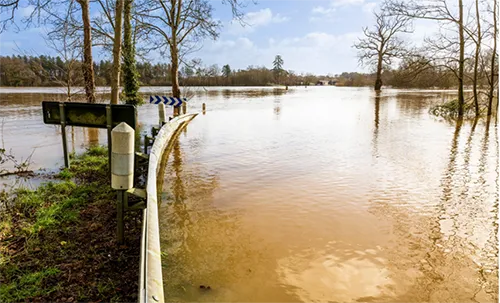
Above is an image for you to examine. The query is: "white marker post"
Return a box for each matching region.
[158,103,166,125]
[111,122,135,243]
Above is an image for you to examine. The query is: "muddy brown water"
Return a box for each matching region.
[0,86,283,187]
[158,87,498,302]
[1,86,498,302]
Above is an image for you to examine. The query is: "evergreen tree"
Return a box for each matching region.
[272,55,284,84]
[222,64,232,78]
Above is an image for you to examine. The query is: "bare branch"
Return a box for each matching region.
[353,7,412,89]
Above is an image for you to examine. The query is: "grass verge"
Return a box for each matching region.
[0,146,142,302]
[429,96,498,120]
[429,98,476,119]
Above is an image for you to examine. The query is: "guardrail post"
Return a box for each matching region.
[111,122,135,244]
[144,135,153,154]
[202,103,206,115]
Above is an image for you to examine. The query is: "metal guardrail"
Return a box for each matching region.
[139,114,198,303]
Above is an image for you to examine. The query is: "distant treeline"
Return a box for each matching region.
[0,55,172,87]
[0,55,463,89]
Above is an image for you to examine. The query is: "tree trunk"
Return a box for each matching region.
[78,0,96,103]
[487,0,497,116]
[473,0,481,117]
[457,0,465,118]
[122,0,141,105]
[374,53,383,91]
[170,48,180,98]
[170,42,181,116]
[111,0,124,105]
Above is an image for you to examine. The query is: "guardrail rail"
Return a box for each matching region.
[139,114,198,303]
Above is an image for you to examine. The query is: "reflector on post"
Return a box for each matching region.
[111,122,135,190]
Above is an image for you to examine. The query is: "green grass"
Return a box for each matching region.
[0,267,60,302]
[429,97,496,120]
[57,168,74,180]
[0,145,141,302]
[31,195,82,234]
[17,149,110,236]
[430,99,472,119]
[56,146,108,181]
[86,145,108,157]
[8,181,85,236]
[0,146,114,302]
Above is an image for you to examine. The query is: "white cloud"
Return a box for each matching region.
[411,19,437,44]
[227,8,289,35]
[362,2,377,14]
[272,13,289,23]
[311,0,366,22]
[0,40,17,54]
[311,6,336,15]
[245,8,274,26]
[19,5,35,18]
[331,0,365,7]
[198,31,364,75]
[310,5,336,22]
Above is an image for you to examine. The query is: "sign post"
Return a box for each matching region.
[43,101,142,244]
[59,103,70,168]
[42,101,137,169]
[106,105,112,175]
[148,96,187,119]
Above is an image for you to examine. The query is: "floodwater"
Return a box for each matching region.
[0,86,280,187]
[158,87,499,302]
[0,86,498,302]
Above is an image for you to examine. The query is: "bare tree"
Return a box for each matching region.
[471,0,482,116]
[45,10,83,100]
[221,0,248,20]
[487,0,497,116]
[56,0,148,106]
[136,0,221,114]
[92,0,151,61]
[387,0,467,118]
[353,10,411,91]
[111,0,124,104]
[92,0,115,48]
[0,0,21,32]
[76,0,96,103]
[0,0,96,102]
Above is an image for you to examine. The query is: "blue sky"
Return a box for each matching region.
[0,0,428,75]
[199,0,378,74]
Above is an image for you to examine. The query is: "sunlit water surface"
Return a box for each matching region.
[158,87,498,302]
[0,86,498,302]
[0,86,278,187]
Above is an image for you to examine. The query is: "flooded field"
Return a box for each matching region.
[0,86,498,302]
[0,86,282,187]
[158,87,498,302]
